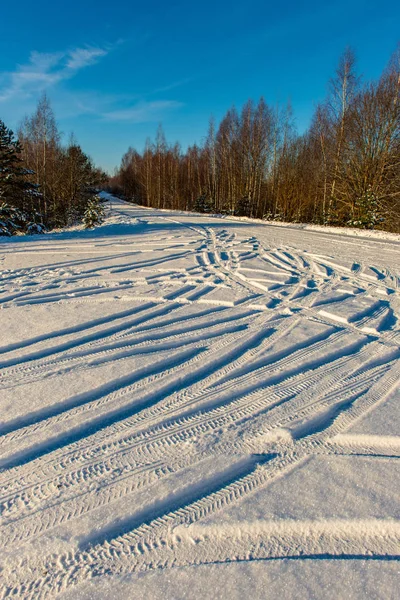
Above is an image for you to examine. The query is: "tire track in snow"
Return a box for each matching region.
[1,201,399,596]
[0,334,389,523]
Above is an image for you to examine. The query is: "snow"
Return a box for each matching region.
[0,198,399,598]
[60,560,400,600]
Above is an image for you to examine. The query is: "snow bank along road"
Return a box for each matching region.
[0,199,399,598]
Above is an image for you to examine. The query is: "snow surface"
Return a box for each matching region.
[0,198,399,599]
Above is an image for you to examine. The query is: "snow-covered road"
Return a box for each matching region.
[0,199,399,599]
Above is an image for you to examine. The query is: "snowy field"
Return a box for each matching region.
[0,198,399,599]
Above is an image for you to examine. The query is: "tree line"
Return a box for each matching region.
[108,46,400,232]
[1,94,106,235]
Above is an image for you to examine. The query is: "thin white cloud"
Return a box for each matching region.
[103,100,184,122]
[151,77,194,95]
[0,44,111,102]
[66,47,108,71]
[0,42,185,126]
[27,51,64,73]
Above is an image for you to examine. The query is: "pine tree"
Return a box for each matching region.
[193,193,214,213]
[0,119,37,210]
[0,203,24,236]
[234,197,251,217]
[348,185,383,229]
[83,196,105,228]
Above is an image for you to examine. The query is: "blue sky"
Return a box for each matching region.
[0,0,399,173]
